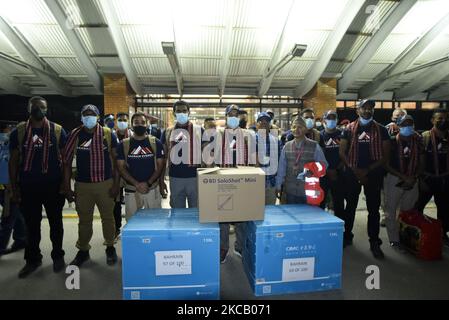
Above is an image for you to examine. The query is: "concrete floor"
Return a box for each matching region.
[1,195,449,300]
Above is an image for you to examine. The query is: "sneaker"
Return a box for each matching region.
[106,246,118,266]
[229,225,235,235]
[390,242,406,253]
[370,243,385,260]
[220,249,229,264]
[233,247,242,258]
[18,261,42,279]
[70,250,90,267]
[53,258,66,273]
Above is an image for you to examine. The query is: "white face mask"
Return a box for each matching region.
[315,121,322,128]
[117,121,128,131]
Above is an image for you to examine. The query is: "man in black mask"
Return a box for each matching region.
[239,110,248,129]
[9,96,67,278]
[416,108,449,247]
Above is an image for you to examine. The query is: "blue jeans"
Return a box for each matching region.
[0,190,26,250]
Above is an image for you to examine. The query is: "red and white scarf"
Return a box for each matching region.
[23,118,51,174]
[347,119,383,169]
[430,128,449,176]
[397,133,420,177]
[63,124,105,182]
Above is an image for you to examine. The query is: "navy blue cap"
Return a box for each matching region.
[257,112,272,122]
[81,104,100,116]
[225,104,240,115]
[323,110,338,119]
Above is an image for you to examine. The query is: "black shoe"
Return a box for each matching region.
[220,249,229,264]
[1,241,27,255]
[106,246,118,266]
[70,250,90,267]
[343,238,353,248]
[233,247,242,259]
[53,258,66,273]
[370,243,385,259]
[18,261,42,279]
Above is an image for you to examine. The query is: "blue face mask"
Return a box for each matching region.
[304,118,315,130]
[359,117,373,126]
[399,126,414,137]
[175,113,189,125]
[0,133,9,143]
[227,117,240,129]
[82,116,98,129]
[325,120,337,130]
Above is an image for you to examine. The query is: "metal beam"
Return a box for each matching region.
[0,16,73,96]
[338,0,417,94]
[294,0,366,98]
[359,12,449,98]
[0,63,31,96]
[44,0,103,93]
[98,0,143,94]
[429,83,449,100]
[395,58,449,99]
[257,0,295,97]
[219,0,236,97]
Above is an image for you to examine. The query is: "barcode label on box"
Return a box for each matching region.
[155,250,192,276]
[282,257,315,282]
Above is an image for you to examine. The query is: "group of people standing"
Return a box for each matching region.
[0,97,447,279]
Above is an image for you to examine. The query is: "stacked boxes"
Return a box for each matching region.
[243,205,344,296]
[122,209,220,300]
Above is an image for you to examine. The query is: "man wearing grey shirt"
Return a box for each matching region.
[276,116,328,204]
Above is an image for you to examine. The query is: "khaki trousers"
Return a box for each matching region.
[75,179,116,251]
[125,186,162,221]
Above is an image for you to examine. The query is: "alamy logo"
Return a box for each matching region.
[65,265,80,290]
[365,265,380,290]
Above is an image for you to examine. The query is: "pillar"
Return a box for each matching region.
[303,78,337,118]
[103,74,136,117]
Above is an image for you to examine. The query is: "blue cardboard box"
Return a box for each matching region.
[243,205,344,296]
[122,208,220,300]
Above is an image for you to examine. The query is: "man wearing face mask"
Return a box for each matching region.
[160,100,203,208]
[0,122,27,257]
[282,109,321,143]
[386,108,407,137]
[276,116,328,204]
[113,112,132,239]
[104,114,115,131]
[416,108,449,247]
[339,99,390,259]
[117,112,165,220]
[319,110,345,215]
[215,104,253,263]
[238,110,248,129]
[9,96,68,278]
[384,115,422,249]
[63,104,120,267]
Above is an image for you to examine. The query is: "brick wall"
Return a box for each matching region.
[103,74,135,117]
[303,78,337,119]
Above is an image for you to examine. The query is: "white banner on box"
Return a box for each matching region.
[155,250,192,276]
[282,257,315,282]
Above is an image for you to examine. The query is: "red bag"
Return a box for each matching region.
[398,209,443,260]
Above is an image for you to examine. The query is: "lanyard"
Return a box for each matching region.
[292,141,305,166]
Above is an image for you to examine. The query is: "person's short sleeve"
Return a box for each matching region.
[379,125,390,141]
[116,142,125,160]
[59,127,68,149]
[9,128,19,152]
[111,132,119,148]
[155,139,164,158]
